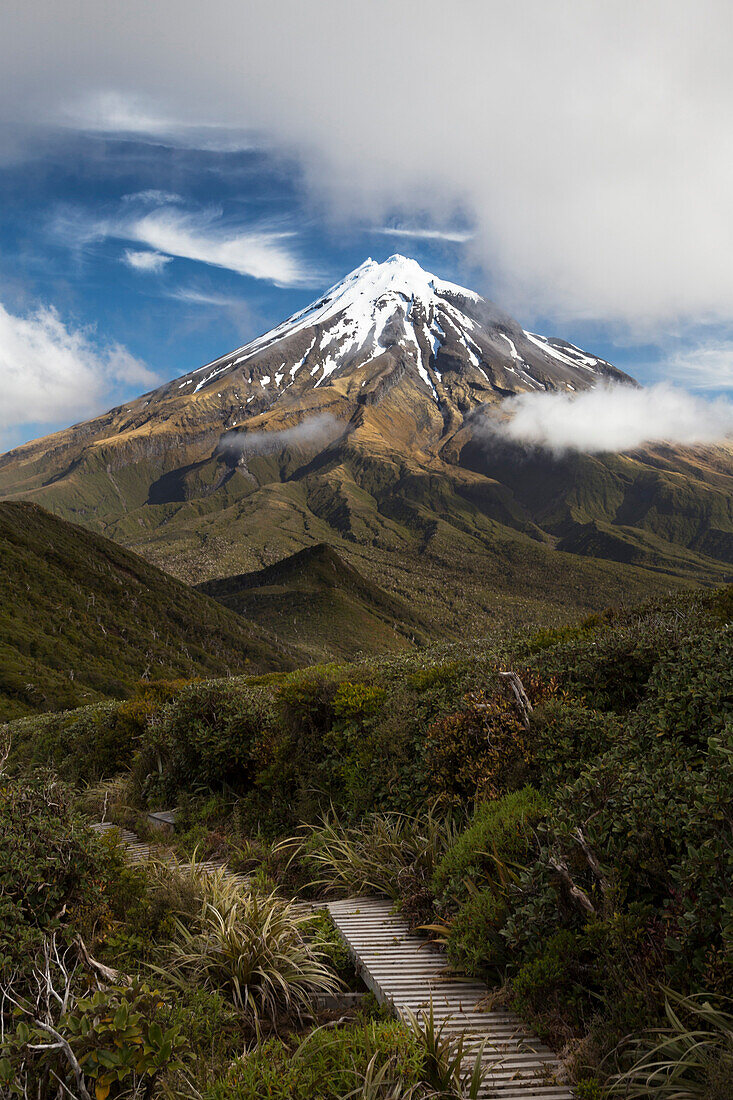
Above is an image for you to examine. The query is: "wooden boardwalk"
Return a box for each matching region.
[94,824,573,1097]
[327,897,574,1100]
[90,821,247,882]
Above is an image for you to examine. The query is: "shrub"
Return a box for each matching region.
[164,882,341,1030]
[205,1019,424,1100]
[2,978,190,1100]
[432,787,547,909]
[445,888,509,975]
[528,700,622,789]
[0,768,113,983]
[424,673,562,801]
[137,680,278,800]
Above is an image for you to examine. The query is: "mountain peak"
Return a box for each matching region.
[181,253,626,408]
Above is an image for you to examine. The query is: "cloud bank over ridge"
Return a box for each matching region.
[479,383,733,455]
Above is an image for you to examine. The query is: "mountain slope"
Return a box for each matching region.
[0,502,301,721]
[0,255,730,639]
[198,543,433,662]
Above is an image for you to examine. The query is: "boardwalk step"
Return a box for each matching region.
[327,897,574,1099]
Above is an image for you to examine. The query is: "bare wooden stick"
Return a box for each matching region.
[28,1021,93,1100]
[498,671,533,729]
[73,935,120,984]
[573,827,612,915]
[548,854,597,916]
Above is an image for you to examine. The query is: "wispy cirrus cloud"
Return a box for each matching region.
[662,338,733,392]
[127,207,313,287]
[376,225,474,243]
[0,299,156,444]
[52,201,317,288]
[122,248,173,273]
[58,90,258,153]
[121,189,183,206]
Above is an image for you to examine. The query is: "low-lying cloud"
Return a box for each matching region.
[479,383,733,455]
[219,413,342,458]
[0,299,155,446]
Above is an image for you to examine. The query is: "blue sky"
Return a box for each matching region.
[1,1,733,450]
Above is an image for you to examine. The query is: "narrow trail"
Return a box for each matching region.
[95,823,573,1098]
[91,821,249,882]
[327,898,574,1100]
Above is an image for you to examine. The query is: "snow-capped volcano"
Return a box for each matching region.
[2,254,730,627]
[166,254,632,417]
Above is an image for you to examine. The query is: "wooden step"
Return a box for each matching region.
[327,896,574,1099]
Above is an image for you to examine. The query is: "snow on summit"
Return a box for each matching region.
[167,255,632,411]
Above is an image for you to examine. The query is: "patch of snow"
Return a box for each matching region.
[190,255,482,379]
[525,332,599,372]
[290,337,316,377]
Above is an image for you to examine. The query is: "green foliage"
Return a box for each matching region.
[4,583,731,1092]
[136,679,278,801]
[423,674,563,802]
[4,983,189,1100]
[205,1019,425,1100]
[527,700,622,789]
[608,990,733,1099]
[296,806,461,923]
[333,681,388,719]
[302,910,353,981]
[0,769,112,980]
[4,682,188,781]
[445,888,509,974]
[402,1002,487,1099]
[163,872,340,1029]
[432,787,547,907]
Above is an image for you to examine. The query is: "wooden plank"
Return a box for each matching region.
[327,897,574,1100]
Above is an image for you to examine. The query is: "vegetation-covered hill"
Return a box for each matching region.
[3,585,731,1096]
[198,543,433,661]
[0,501,300,721]
[1,260,730,640]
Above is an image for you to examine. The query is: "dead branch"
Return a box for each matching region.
[572,827,613,916]
[28,1021,92,1100]
[73,935,120,985]
[498,671,533,730]
[548,854,597,916]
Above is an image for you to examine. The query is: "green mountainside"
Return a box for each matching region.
[4,584,730,1096]
[0,256,730,639]
[198,543,433,661]
[0,501,300,721]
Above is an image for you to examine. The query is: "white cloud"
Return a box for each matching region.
[663,339,733,391]
[0,300,156,442]
[53,202,315,289]
[479,383,733,454]
[57,90,257,152]
[4,2,733,332]
[125,207,313,287]
[377,226,474,243]
[219,413,341,457]
[168,287,245,306]
[121,190,182,205]
[122,248,173,273]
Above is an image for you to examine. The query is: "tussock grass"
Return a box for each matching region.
[289,805,462,902]
[155,859,340,1032]
[608,990,733,1099]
